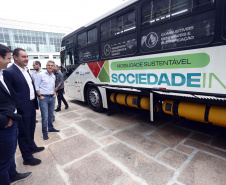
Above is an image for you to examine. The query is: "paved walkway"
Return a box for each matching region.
[15,96,226,185]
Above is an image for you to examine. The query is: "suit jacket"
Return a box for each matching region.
[0,78,22,129]
[3,64,39,112]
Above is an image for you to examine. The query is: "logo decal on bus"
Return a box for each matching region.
[88,60,110,82]
[104,44,111,56]
[141,32,158,48]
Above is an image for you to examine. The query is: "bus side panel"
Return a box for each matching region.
[109,46,226,96]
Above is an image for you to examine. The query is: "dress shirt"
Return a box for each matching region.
[0,70,10,94]
[35,71,55,95]
[0,70,17,113]
[14,63,35,100]
[31,69,43,83]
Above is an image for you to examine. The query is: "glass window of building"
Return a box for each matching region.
[53,55,60,59]
[28,55,38,59]
[39,55,49,59]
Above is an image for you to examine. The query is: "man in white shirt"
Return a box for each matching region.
[31,61,43,124]
[31,61,42,83]
[0,44,32,185]
[4,48,44,166]
[35,61,59,140]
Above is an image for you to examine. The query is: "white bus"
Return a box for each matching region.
[60,0,226,127]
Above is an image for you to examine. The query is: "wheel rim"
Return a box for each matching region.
[89,88,100,107]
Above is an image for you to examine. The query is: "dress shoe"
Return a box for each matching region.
[65,105,69,109]
[43,134,49,140]
[48,128,60,132]
[31,146,45,154]
[10,172,32,184]
[23,158,41,166]
[54,107,61,112]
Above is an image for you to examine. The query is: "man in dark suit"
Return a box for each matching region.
[4,48,44,166]
[0,44,32,185]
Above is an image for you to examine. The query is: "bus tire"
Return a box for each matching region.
[87,86,103,112]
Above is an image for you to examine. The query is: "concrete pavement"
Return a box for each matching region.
[15,96,226,185]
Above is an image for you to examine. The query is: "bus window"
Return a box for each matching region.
[142,0,170,26]
[141,0,215,53]
[171,0,192,18]
[193,0,215,7]
[101,10,136,40]
[88,28,97,44]
[152,0,170,22]
[78,32,87,48]
[123,11,136,32]
[117,11,136,34]
[111,18,118,36]
[64,50,73,65]
[101,21,111,40]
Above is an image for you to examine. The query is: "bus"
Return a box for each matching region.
[60,0,226,127]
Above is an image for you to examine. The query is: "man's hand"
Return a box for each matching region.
[5,118,13,128]
[39,96,45,99]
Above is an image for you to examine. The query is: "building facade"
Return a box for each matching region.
[0,18,72,69]
[0,18,72,52]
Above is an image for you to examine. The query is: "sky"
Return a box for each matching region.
[0,0,128,30]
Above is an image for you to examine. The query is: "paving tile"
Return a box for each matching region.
[75,119,105,135]
[99,136,116,145]
[48,134,99,165]
[112,112,134,121]
[172,119,219,136]
[190,133,212,144]
[184,140,226,158]
[81,111,102,119]
[15,146,21,156]
[75,109,90,114]
[177,145,194,154]
[104,142,173,185]
[125,123,154,135]
[94,131,111,139]
[16,149,66,185]
[114,130,166,156]
[57,112,81,121]
[61,126,79,137]
[149,125,191,147]
[34,131,61,146]
[211,135,226,151]
[132,112,151,124]
[52,119,69,130]
[158,149,188,169]
[117,176,139,185]
[178,152,226,185]
[97,117,136,131]
[36,114,42,120]
[64,153,124,185]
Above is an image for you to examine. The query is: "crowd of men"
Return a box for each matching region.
[0,44,68,185]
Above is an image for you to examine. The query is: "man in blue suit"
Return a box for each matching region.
[4,48,44,166]
[0,44,32,185]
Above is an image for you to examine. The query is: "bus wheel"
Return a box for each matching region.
[87,86,103,112]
